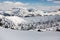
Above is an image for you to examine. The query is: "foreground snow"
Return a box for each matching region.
[0,27,60,40]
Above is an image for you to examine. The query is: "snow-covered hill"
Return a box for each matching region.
[0,13,60,32]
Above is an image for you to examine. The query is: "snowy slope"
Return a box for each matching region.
[0,27,60,40]
[5,16,28,24]
[0,14,60,31]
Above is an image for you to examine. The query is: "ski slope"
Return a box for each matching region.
[0,27,60,40]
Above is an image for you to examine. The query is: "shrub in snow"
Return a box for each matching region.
[56,29,60,32]
[58,9,60,11]
[56,27,60,32]
[0,23,3,26]
[0,19,2,22]
[37,29,41,32]
[34,29,41,32]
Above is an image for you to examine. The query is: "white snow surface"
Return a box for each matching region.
[0,27,60,40]
[5,16,28,24]
[0,15,4,18]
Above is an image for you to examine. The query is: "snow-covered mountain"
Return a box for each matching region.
[0,8,60,17]
[0,2,60,32]
[0,12,60,32]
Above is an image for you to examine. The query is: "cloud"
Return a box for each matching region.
[15,2,25,5]
[3,1,14,4]
[47,0,60,4]
[47,0,53,1]
[2,1,29,5]
[47,0,60,1]
[0,1,29,10]
[53,1,60,3]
